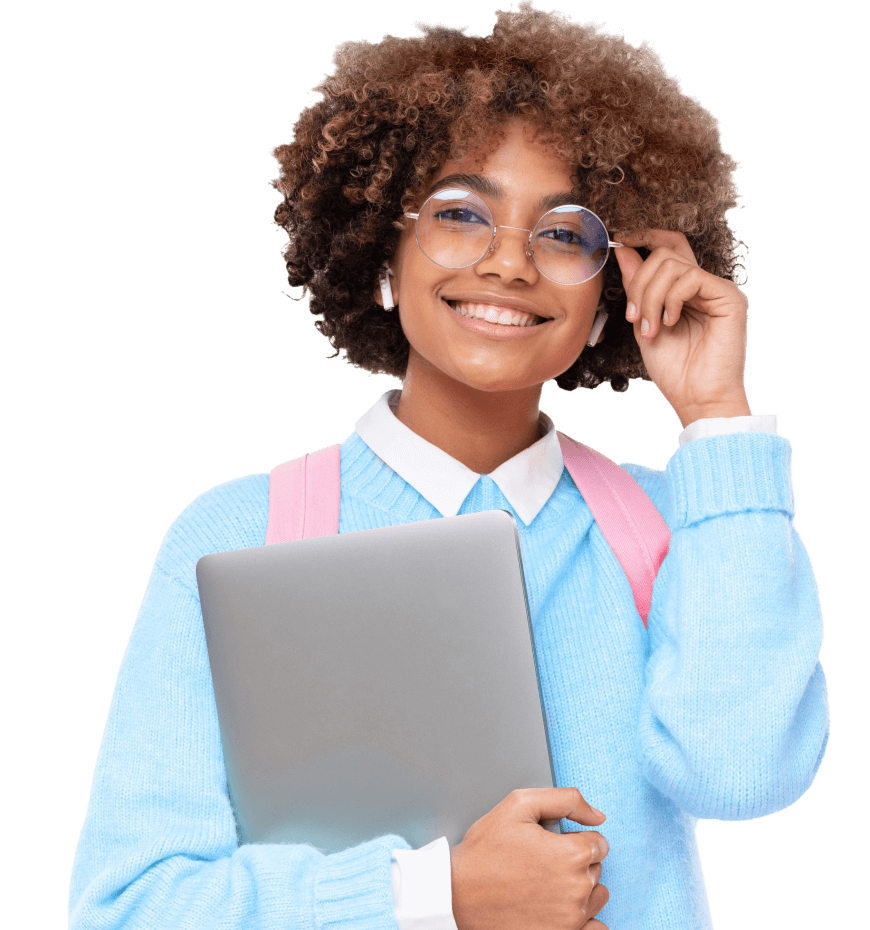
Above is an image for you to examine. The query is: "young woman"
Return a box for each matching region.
[70,7,828,930]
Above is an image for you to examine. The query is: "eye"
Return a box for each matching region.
[433,206,490,226]
[542,226,583,245]
[537,224,586,250]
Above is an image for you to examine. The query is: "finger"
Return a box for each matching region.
[581,922,608,930]
[572,830,610,863]
[633,257,681,339]
[614,244,644,292]
[585,883,610,921]
[588,862,603,886]
[507,787,606,827]
[635,260,704,339]
[620,247,696,329]
[618,228,698,265]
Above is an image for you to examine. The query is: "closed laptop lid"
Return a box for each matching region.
[197,510,555,852]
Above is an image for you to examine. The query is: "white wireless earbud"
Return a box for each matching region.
[587,309,608,346]
[379,266,395,311]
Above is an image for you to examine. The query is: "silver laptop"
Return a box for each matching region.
[197,510,556,853]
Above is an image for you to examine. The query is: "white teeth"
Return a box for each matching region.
[451,301,541,328]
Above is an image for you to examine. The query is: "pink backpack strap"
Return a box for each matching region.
[265,444,341,544]
[558,432,670,628]
[265,436,669,627]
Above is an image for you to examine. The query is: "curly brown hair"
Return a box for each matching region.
[272,3,740,391]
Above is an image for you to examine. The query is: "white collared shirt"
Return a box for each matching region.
[356,390,776,524]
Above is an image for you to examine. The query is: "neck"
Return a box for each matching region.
[394,352,543,474]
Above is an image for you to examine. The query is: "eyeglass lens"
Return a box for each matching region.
[414,188,611,284]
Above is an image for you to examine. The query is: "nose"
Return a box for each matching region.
[474,225,539,285]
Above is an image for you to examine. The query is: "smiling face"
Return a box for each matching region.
[388,121,605,396]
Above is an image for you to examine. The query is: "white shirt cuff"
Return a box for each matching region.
[391,836,458,930]
[679,415,778,446]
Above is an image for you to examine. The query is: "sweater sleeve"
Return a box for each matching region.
[625,433,829,821]
[69,478,409,930]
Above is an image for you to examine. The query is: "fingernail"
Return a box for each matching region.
[626,302,636,321]
[663,310,670,325]
[591,806,605,818]
[640,318,649,336]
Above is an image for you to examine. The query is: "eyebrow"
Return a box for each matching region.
[428,173,579,212]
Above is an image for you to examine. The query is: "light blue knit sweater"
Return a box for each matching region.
[70,430,828,930]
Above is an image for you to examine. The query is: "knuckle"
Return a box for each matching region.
[570,878,593,908]
[571,836,597,864]
[556,899,582,928]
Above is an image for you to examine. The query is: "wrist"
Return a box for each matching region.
[675,397,751,429]
[449,844,469,930]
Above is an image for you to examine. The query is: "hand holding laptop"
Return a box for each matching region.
[451,787,610,930]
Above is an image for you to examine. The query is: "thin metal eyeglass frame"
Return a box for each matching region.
[403,195,623,285]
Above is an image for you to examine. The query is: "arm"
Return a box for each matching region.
[612,229,828,818]
[628,431,828,819]
[70,478,408,930]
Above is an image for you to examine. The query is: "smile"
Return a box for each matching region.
[441,299,553,342]
[448,300,544,327]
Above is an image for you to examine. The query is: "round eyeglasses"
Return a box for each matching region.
[404,188,622,285]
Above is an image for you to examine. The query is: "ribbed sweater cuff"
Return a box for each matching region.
[315,834,408,930]
[666,432,794,529]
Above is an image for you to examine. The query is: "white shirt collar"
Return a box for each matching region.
[354,391,565,525]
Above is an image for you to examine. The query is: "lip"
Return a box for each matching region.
[442,297,552,340]
[443,293,553,320]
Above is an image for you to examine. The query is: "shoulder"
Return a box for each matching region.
[619,461,670,519]
[154,473,270,588]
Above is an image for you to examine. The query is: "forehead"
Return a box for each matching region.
[426,121,575,202]
[425,172,582,217]
[442,118,571,179]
